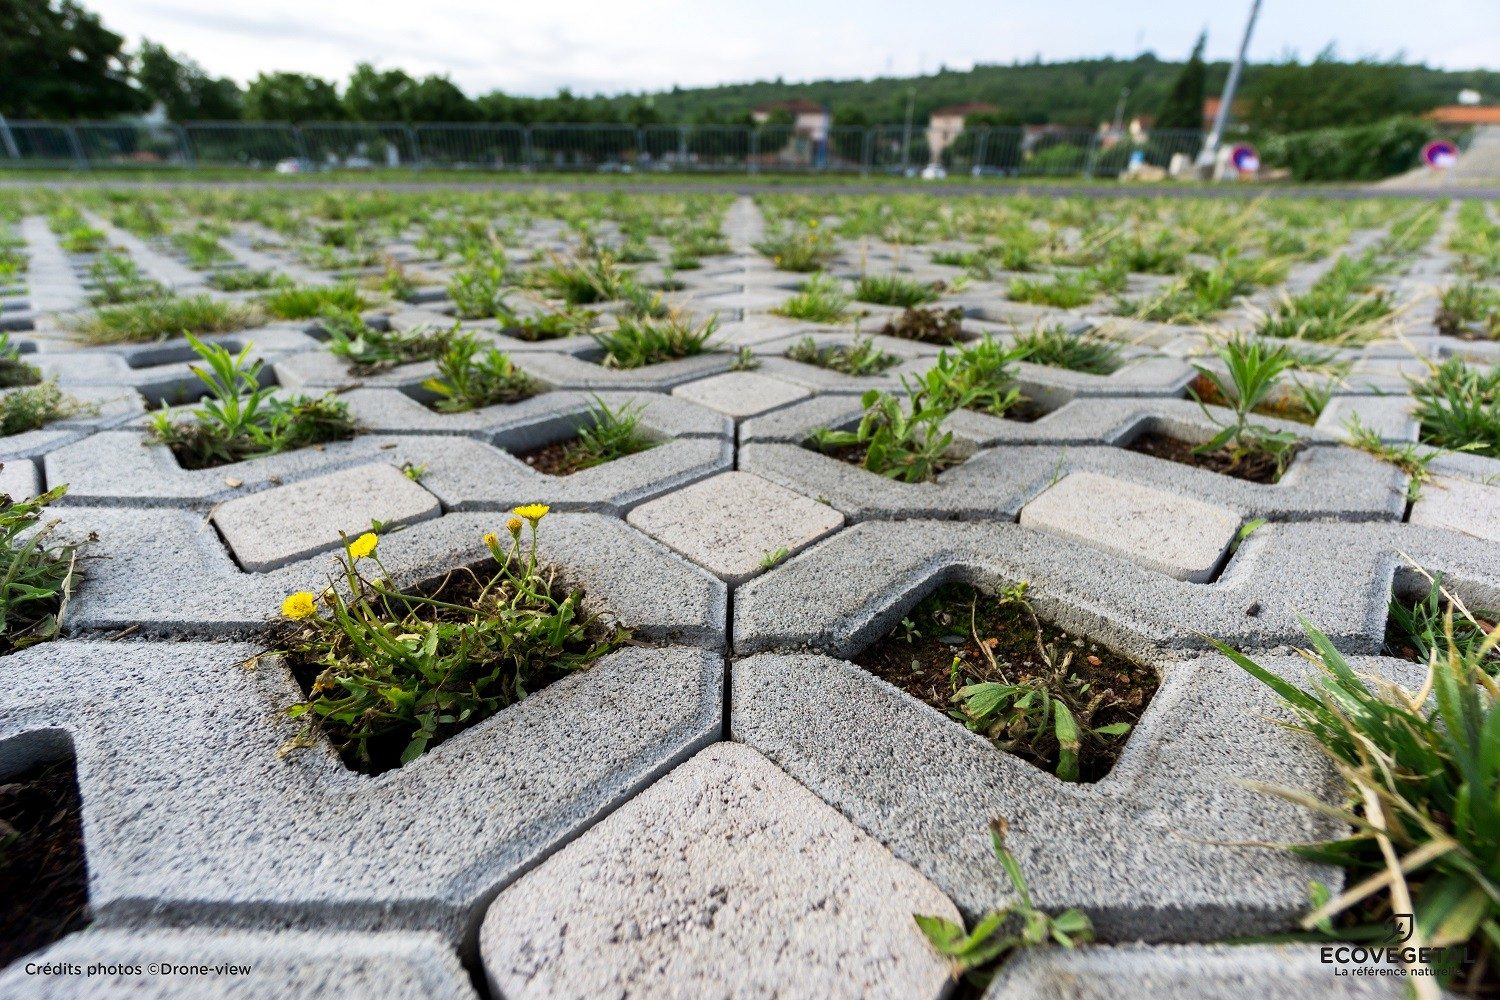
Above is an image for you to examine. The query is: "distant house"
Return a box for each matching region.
[1200,97,1249,131]
[751,99,831,167]
[1426,105,1500,126]
[926,102,998,162]
[751,100,830,140]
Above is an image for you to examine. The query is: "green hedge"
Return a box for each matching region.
[1261,117,1435,182]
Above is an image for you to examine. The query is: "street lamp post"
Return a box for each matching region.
[901,87,915,173]
[1198,0,1263,174]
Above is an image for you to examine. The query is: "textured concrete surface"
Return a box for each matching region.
[481,743,958,1000]
[1409,474,1500,543]
[671,369,811,418]
[1020,471,1242,582]
[627,470,845,584]
[212,463,441,571]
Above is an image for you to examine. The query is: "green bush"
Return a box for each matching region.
[1261,117,1434,182]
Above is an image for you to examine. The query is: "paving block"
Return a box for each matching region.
[733,651,1424,940]
[984,943,1408,999]
[0,640,723,942]
[1020,471,1242,582]
[0,929,474,999]
[480,743,957,1000]
[212,463,441,571]
[61,509,727,649]
[0,457,39,501]
[670,370,810,418]
[1409,474,1500,544]
[626,471,844,584]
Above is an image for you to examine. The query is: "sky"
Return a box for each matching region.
[90,0,1500,97]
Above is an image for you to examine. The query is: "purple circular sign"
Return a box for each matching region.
[1228,144,1260,174]
[1423,139,1459,170]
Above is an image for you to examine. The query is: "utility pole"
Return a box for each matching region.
[1198,0,1262,173]
[901,87,916,173]
[1111,88,1130,134]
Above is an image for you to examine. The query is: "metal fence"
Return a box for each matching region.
[0,118,1207,177]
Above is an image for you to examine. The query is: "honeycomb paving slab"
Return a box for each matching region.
[211,463,442,571]
[670,369,811,418]
[0,929,474,999]
[983,943,1407,999]
[1408,474,1500,544]
[626,471,845,584]
[732,651,1419,940]
[0,640,722,942]
[479,743,957,1000]
[1019,471,1242,582]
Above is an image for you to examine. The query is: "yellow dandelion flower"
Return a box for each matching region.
[347,532,378,560]
[483,532,499,548]
[512,503,550,523]
[807,218,819,228]
[506,516,524,537]
[281,592,317,620]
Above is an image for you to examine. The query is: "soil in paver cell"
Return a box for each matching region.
[0,759,91,965]
[880,306,967,344]
[515,435,654,476]
[810,441,961,482]
[854,582,1157,782]
[1126,430,1294,485]
[1383,592,1500,667]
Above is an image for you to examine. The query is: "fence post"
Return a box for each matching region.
[1082,133,1101,179]
[172,123,194,167]
[64,124,87,169]
[974,129,989,177]
[861,128,873,176]
[678,126,687,170]
[292,125,310,166]
[748,129,758,174]
[522,126,534,172]
[0,115,19,160]
[405,125,422,170]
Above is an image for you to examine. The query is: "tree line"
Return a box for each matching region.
[4,0,1495,131]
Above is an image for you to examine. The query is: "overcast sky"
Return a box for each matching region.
[91,0,1499,96]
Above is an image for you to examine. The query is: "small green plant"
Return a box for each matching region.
[148,334,356,469]
[1342,417,1439,504]
[539,398,656,474]
[60,226,107,254]
[949,582,1134,781]
[728,346,760,371]
[786,336,898,376]
[1008,270,1098,308]
[759,547,790,569]
[0,333,40,388]
[447,261,509,320]
[278,510,626,772]
[1409,358,1500,459]
[321,309,456,375]
[0,484,83,655]
[0,381,90,436]
[913,335,1028,417]
[207,269,287,293]
[171,229,231,269]
[529,251,633,305]
[1436,281,1500,340]
[87,252,164,305]
[73,294,260,345]
[808,387,955,484]
[421,335,540,412]
[591,314,718,369]
[773,273,852,324]
[261,283,367,320]
[1385,575,1498,670]
[1215,616,1499,993]
[854,274,943,308]
[1011,326,1121,375]
[1188,337,1302,475]
[756,221,836,272]
[915,818,1093,988]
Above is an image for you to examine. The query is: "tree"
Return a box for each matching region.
[342,63,413,121]
[1243,52,1422,132]
[134,41,241,120]
[1156,33,1206,131]
[0,0,144,117]
[405,76,477,122]
[243,72,342,122]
